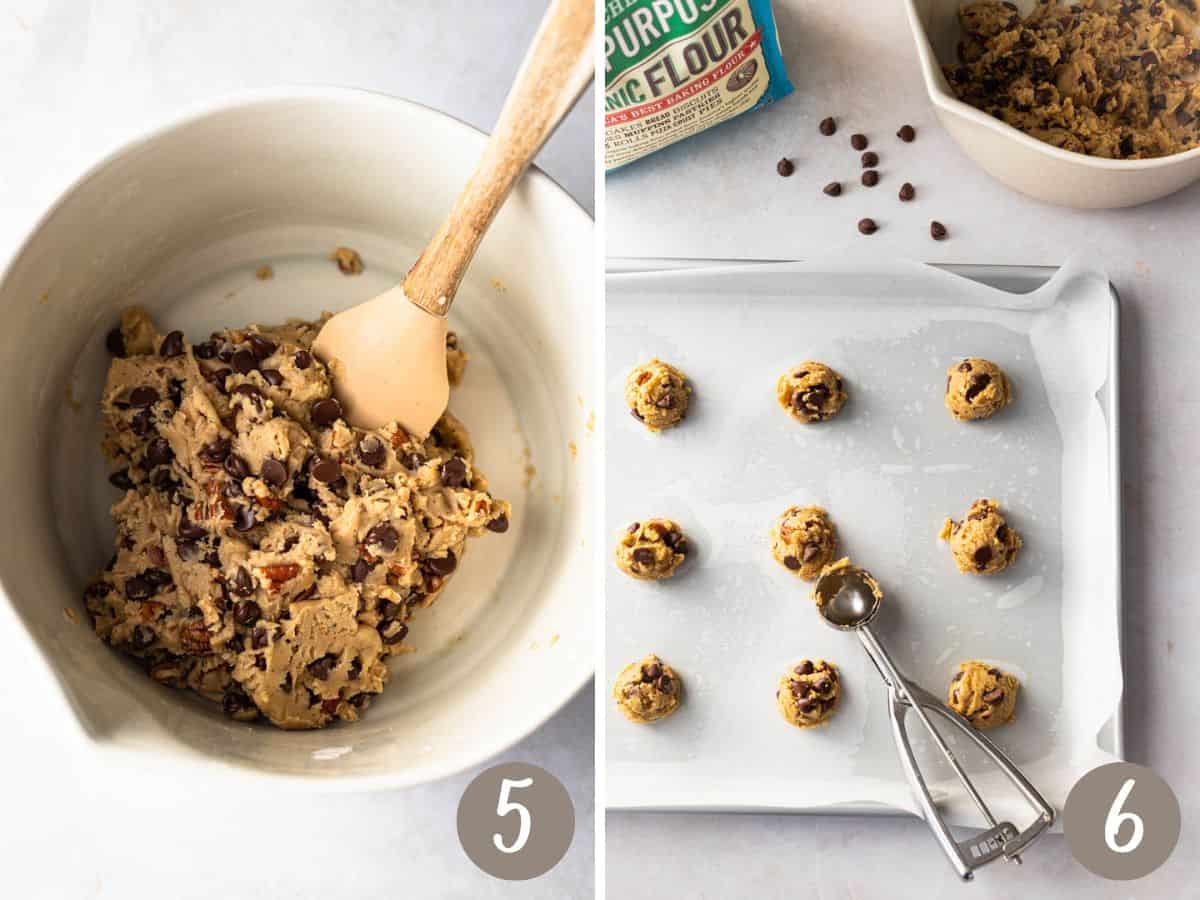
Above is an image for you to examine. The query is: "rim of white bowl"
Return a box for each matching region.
[903,0,1200,171]
[0,84,595,792]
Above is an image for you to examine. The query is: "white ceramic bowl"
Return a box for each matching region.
[906,0,1200,208]
[0,87,596,788]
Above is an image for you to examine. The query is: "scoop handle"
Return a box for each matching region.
[403,0,594,316]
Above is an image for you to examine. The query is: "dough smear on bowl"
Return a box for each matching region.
[84,308,511,729]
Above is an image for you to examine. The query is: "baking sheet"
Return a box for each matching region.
[604,258,1122,826]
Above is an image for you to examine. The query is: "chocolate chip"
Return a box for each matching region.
[198,438,231,465]
[194,340,217,360]
[231,567,255,597]
[851,133,868,150]
[222,690,250,717]
[310,397,342,426]
[350,558,373,583]
[294,350,312,370]
[795,660,814,675]
[129,386,159,408]
[247,334,277,360]
[224,453,250,480]
[776,158,795,177]
[819,116,837,136]
[233,599,261,626]
[130,409,153,436]
[1140,50,1157,69]
[861,151,879,169]
[178,511,206,539]
[982,688,1005,704]
[145,438,173,468]
[996,524,1010,542]
[358,436,386,467]
[642,663,661,681]
[142,568,171,589]
[802,543,821,562]
[108,470,134,490]
[965,372,991,403]
[858,218,878,235]
[632,547,655,567]
[281,673,293,692]
[124,576,154,600]
[252,457,285,488]
[261,368,284,387]
[231,348,258,374]
[930,220,947,240]
[440,456,468,487]
[377,599,402,622]
[382,623,409,645]
[897,124,915,142]
[159,330,185,358]
[1119,134,1134,157]
[862,170,879,187]
[797,697,816,713]
[423,552,457,577]
[782,555,801,570]
[822,181,842,197]
[973,545,994,567]
[131,624,156,650]
[812,677,832,693]
[204,367,232,394]
[233,506,256,532]
[307,654,336,679]
[310,457,342,484]
[487,513,510,534]
[656,675,672,692]
[401,451,424,471]
[105,328,126,357]
[366,523,399,553]
[899,182,915,201]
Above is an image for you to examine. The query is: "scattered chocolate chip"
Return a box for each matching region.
[366,523,399,553]
[656,675,672,692]
[377,599,402,622]
[930,220,948,240]
[642,662,662,681]
[795,660,814,675]
[858,218,878,235]
[982,688,1005,704]
[124,575,154,600]
[233,599,261,626]
[222,690,250,717]
[231,348,258,374]
[108,470,134,490]
[105,328,126,357]
[899,182,915,201]
[131,624,156,650]
[310,457,342,484]
[897,124,916,142]
[198,438,231,465]
[973,545,994,568]
[861,151,879,168]
[776,157,795,177]
[965,372,992,403]
[819,116,837,136]
[440,456,468,487]
[423,553,457,578]
[382,623,409,645]
[783,555,801,571]
[487,513,510,534]
[862,170,879,187]
[232,567,255,597]
[178,512,207,539]
[997,524,1009,541]
[851,133,868,150]
[350,558,373,583]
[234,506,256,532]
[159,330,185,358]
[310,397,342,426]
[293,350,313,370]
[247,334,277,360]
[307,654,336,679]
[797,697,816,713]
[224,453,250,480]
[261,368,284,387]
[204,367,233,394]
[129,386,159,408]
[130,409,153,436]
[260,457,288,487]
[632,547,656,567]
[822,181,842,197]
[145,438,173,468]
[358,436,386,467]
[194,340,217,360]
[802,543,821,562]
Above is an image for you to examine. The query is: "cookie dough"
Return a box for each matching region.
[615,518,688,580]
[331,246,364,275]
[776,659,841,728]
[948,660,1019,729]
[625,359,691,432]
[813,557,883,611]
[770,506,837,581]
[776,362,847,423]
[945,357,1011,421]
[940,499,1023,575]
[613,654,682,723]
[945,1,1200,159]
[85,308,511,729]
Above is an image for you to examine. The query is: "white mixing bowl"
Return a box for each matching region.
[906,0,1200,208]
[0,87,596,788]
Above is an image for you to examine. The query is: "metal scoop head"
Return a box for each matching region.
[814,562,883,630]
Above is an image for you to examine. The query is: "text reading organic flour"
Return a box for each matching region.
[604,0,792,170]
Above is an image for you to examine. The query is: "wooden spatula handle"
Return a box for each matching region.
[403,0,594,316]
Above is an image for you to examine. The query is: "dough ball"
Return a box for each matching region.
[812,557,883,613]
[613,654,682,723]
[615,518,688,580]
[941,499,1022,575]
[776,362,847,423]
[948,660,1019,729]
[625,359,691,431]
[776,659,841,728]
[944,357,1011,421]
[770,506,837,581]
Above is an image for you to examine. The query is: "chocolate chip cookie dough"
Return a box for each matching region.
[941,499,1023,575]
[770,506,837,581]
[776,362,847,423]
[776,659,841,728]
[85,308,511,729]
[945,357,1011,421]
[615,518,688,581]
[613,654,682,723]
[946,0,1200,159]
[625,359,691,432]
[948,660,1020,729]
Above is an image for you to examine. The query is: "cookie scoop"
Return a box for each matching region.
[313,0,593,436]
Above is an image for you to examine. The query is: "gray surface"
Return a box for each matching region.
[605,0,1199,895]
[0,2,594,898]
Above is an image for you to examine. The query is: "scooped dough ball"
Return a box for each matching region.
[948,660,1019,729]
[615,518,688,580]
[940,499,1022,575]
[776,362,847,423]
[770,505,837,581]
[625,359,691,431]
[944,357,1011,421]
[613,654,682,723]
[776,659,841,728]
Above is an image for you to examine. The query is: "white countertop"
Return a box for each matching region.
[605,1,1197,897]
[0,2,594,898]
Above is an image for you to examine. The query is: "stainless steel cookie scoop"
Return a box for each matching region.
[813,562,1055,881]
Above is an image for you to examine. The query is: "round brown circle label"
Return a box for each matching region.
[456,763,575,881]
[1064,762,1180,880]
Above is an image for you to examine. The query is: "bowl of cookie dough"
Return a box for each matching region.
[0,87,595,787]
[906,0,1200,208]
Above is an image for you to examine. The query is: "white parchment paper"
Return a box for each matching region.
[605,257,1121,827]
